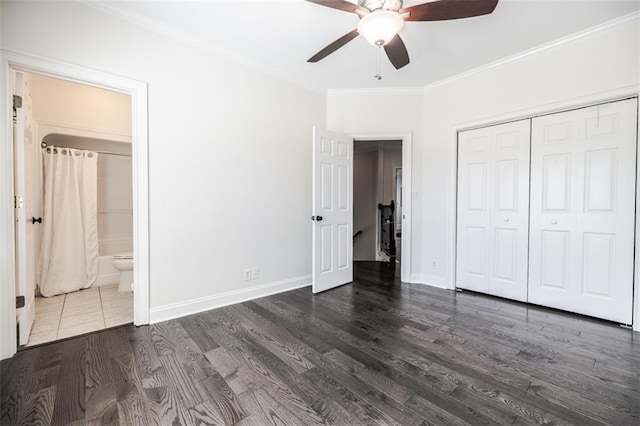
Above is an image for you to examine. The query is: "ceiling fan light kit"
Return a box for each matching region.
[358,9,405,47]
[306,0,499,70]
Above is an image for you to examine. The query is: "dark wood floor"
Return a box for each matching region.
[2,262,639,425]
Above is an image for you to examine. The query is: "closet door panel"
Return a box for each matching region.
[457,129,491,292]
[529,98,637,323]
[489,120,531,301]
[457,119,530,301]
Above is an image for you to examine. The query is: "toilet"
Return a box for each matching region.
[112,252,133,292]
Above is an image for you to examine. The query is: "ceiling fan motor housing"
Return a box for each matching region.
[359,0,403,12]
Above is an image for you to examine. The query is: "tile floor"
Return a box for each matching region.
[25,284,133,347]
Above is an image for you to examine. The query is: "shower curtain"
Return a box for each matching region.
[38,146,99,297]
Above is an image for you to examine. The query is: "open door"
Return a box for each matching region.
[13,71,37,345]
[312,127,353,293]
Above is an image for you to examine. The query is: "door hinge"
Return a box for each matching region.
[16,296,25,309]
[15,196,24,209]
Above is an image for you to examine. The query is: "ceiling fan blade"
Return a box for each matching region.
[384,35,410,69]
[306,0,370,15]
[401,0,499,22]
[308,29,360,63]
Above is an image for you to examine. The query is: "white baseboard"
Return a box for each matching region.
[149,275,312,324]
[410,273,453,290]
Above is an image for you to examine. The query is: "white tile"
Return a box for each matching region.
[104,300,132,310]
[102,298,132,311]
[66,287,100,298]
[104,309,132,323]
[101,284,132,327]
[100,288,132,303]
[106,293,133,303]
[31,310,62,334]
[99,284,119,293]
[25,329,58,347]
[35,300,64,316]
[62,302,102,319]
[35,294,65,307]
[105,314,132,328]
[62,291,101,312]
[59,312,105,329]
[57,319,105,339]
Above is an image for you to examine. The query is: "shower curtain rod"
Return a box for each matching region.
[41,141,132,157]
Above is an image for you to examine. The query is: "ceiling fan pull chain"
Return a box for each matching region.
[374,46,382,80]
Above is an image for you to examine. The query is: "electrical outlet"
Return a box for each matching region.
[243,269,252,281]
[432,259,437,269]
[251,268,260,280]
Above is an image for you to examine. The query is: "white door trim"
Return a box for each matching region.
[351,132,412,283]
[446,85,640,331]
[0,49,150,359]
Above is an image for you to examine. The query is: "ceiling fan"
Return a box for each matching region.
[306,0,499,69]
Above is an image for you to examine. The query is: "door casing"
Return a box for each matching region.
[0,49,150,360]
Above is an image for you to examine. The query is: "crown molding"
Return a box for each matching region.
[81,1,326,95]
[327,86,425,97]
[422,10,640,93]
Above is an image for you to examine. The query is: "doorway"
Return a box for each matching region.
[16,72,134,346]
[1,51,149,360]
[353,138,410,281]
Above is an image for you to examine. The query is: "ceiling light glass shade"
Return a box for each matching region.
[357,10,405,46]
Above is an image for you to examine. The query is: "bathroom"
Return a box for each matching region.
[15,72,134,346]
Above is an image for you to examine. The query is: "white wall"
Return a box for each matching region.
[382,146,401,205]
[30,73,132,137]
[1,1,326,322]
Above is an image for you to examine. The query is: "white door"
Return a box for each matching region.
[13,71,37,345]
[312,127,353,293]
[529,99,637,324]
[457,119,531,302]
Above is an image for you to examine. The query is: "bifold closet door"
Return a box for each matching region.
[457,119,531,302]
[528,98,637,324]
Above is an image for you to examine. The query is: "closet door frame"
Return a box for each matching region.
[447,88,640,331]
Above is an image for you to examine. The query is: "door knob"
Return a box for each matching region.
[31,217,42,224]
[551,220,558,225]
[311,216,323,221]
[504,218,510,222]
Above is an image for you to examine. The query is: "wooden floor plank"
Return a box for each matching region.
[85,382,118,426]
[50,338,87,426]
[3,261,639,425]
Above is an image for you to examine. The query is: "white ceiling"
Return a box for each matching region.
[102,0,640,92]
